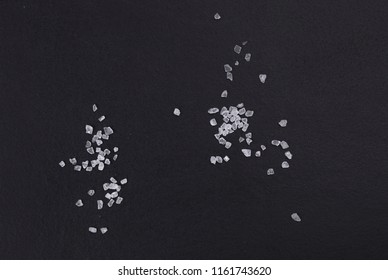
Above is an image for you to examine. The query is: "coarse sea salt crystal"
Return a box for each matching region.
[87,147,94,155]
[110,177,117,183]
[108,199,114,207]
[85,125,93,135]
[246,138,252,145]
[280,141,289,149]
[223,156,230,162]
[120,178,127,185]
[215,156,223,163]
[241,149,251,157]
[291,213,301,222]
[86,166,92,172]
[98,162,105,171]
[279,119,287,127]
[173,108,180,116]
[261,145,266,151]
[104,159,111,165]
[116,197,123,204]
[285,151,293,160]
[210,156,216,164]
[98,115,105,122]
[221,90,228,98]
[234,45,242,54]
[245,110,254,117]
[282,161,289,168]
[113,154,118,161]
[100,227,108,234]
[210,118,217,126]
[104,127,114,135]
[225,141,232,149]
[214,13,221,20]
[113,147,119,152]
[267,168,274,175]
[224,64,232,72]
[88,227,97,233]
[259,74,267,83]
[59,161,65,167]
[235,61,239,66]
[75,199,83,207]
[226,72,233,81]
[69,158,77,165]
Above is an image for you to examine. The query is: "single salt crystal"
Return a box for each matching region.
[237,103,244,109]
[75,199,83,207]
[280,141,289,149]
[105,193,111,199]
[238,108,246,115]
[245,132,252,138]
[110,177,117,183]
[224,64,232,72]
[96,139,103,146]
[104,127,114,135]
[120,178,128,185]
[108,199,114,207]
[271,140,281,146]
[91,160,98,167]
[261,145,266,151]
[223,156,230,162]
[259,74,267,83]
[69,158,77,165]
[234,45,242,54]
[239,137,245,143]
[215,156,223,163]
[246,138,252,145]
[74,165,81,171]
[85,141,91,148]
[245,53,251,62]
[255,151,261,157]
[98,115,105,122]
[85,125,93,135]
[208,107,219,114]
[92,104,97,112]
[173,108,180,116]
[221,90,228,98]
[225,141,232,149]
[100,227,108,234]
[111,191,119,199]
[113,147,119,152]
[82,161,88,169]
[226,72,233,81]
[291,213,301,222]
[210,156,216,164]
[86,166,92,172]
[103,183,109,191]
[209,118,217,126]
[88,190,95,196]
[104,149,110,155]
[97,154,105,161]
[279,119,287,127]
[101,134,108,140]
[214,13,221,20]
[59,161,65,167]
[88,227,97,233]
[98,162,104,171]
[104,159,111,165]
[97,200,103,210]
[241,149,251,157]
[113,154,118,161]
[281,161,289,168]
[267,168,274,175]
[116,196,123,204]
[245,110,254,117]
[285,151,293,160]
[235,61,239,66]
[96,147,101,153]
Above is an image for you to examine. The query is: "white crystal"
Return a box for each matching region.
[223,156,230,162]
[113,154,118,161]
[104,127,114,135]
[74,165,81,171]
[280,141,289,149]
[88,227,97,233]
[255,151,261,157]
[259,74,267,83]
[235,61,239,66]
[92,104,98,112]
[59,161,65,167]
[208,107,219,114]
[221,90,228,98]
[108,199,114,207]
[225,141,232,149]
[261,145,266,151]
[98,115,105,122]
[224,64,232,72]
[226,72,233,81]
[88,190,95,196]
[75,199,83,207]
[210,118,217,126]
[210,156,216,164]
[100,227,108,234]
[245,53,251,62]
[87,147,94,155]
[105,193,111,199]
[98,162,104,171]
[173,108,180,116]
[239,137,245,143]
[267,168,274,175]
[241,149,251,157]
[234,45,242,54]
[271,140,281,146]
[120,178,128,185]
[86,167,92,172]
[246,138,252,145]
[116,196,123,204]
[69,158,77,165]
[85,125,93,135]
[281,161,289,168]
[279,119,287,127]
[245,110,254,117]
[113,147,119,152]
[291,213,301,222]
[214,13,221,20]
[97,200,103,210]
[285,151,293,160]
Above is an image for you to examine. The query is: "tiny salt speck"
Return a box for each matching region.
[280,141,289,150]
[255,151,261,157]
[285,151,293,160]
[282,161,289,168]
[120,178,128,185]
[234,45,242,54]
[210,118,217,126]
[100,227,108,234]
[75,199,83,207]
[173,108,181,116]
[223,155,230,162]
[224,64,232,72]
[291,213,301,222]
[259,74,267,83]
[221,90,228,98]
[271,140,281,146]
[92,104,97,112]
[241,149,251,157]
[88,190,95,196]
[113,147,119,152]
[279,119,287,127]
[267,168,274,175]
[88,227,97,233]
[214,13,221,20]
[97,200,103,210]
[245,53,251,62]
[98,115,105,122]
[59,161,65,167]
[85,125,93,135]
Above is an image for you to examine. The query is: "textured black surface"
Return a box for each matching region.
[1,0,388,259]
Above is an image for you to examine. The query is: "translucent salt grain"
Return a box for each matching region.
[98,115,105,122]
[225,141,232,149]
[224,64,232,72]
[221,90,228,98]
[104,127,114,136]
[280,141,289,149]
[208,107,219,114]
[285,151,293,160]
[235,61,239,66]
[108,199,114,207]
[97,154,105,161]
[97,200,103,210]
[281,161,289,168]
[246,138,252,145]
[291,213,301,222]
[210,118,217,126]
[109,177,117,183]
[120,178,128,185]
[85,141,91,148]
[100,227,108,234]
[105,193,111,199]
[255,151,261,157]
[92,104,98,112]
[279,119,287,127]
[245,132,252,138]
[245,110,254,117]
[82,161,88,169]
[116,197,123,204]
[226,72,233,81]
[96,139,103,146]
[104,149,110,155]
[237,103,244,108]
[259,74,267,83]
[241,149,251,157]
[86,167,92,172]
[74,165,81,171]
[113,154,118,161]
[59,161,65,167]
[113,147,119,152]
[85,125,93,135]
[98,162,105,171]
[75,199,83,207]
[223,156,230,162]
[111,191,118,199]
[239,137,245,143]
[214,13,221,20]
[88,227,97,233]
[234,45,242,54]
[271,140,281,146]
[242,41,248,45]
[104,159,111,165]
[88,190,95,196]
[96,147,101,153]
[173,108,180,116]
[267,168,274,175]
[210,156,216,164]
[261,145,266,151]
[69,158,77,165]
[245,53,251,62]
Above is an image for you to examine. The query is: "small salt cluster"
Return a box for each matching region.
[266,134,293,174]
[210,155,230,164]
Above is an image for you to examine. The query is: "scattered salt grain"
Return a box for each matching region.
[280,141,289,149]
[210,118,217,126]
[245,110,254,117]
[224,64,232,72]
[85,125,93,135]
[87,147,94,155]
[113,154,118,161]
[110,177,117,183]
[285,151,293,160]
[215,156,223,163]
[291,213,301,222]
[104,159,111,165]
[85,141,91,148]
[88,190,95,196]
[259,74,267,83]
[98,115,105,122]
[242,41,248,45]
[116,197,123,204]
[241,149,251,157]
[100,227,108,234]
[105,193,111,199]
[69,158,77,165]
[221,90,228,98]
[82,161,88,169]
[245,53,251,62]
[239,137,245,143]
[92,104,98,112]
[88,227,97,233]
[267,168,274,175]
[74,165,81,171]
[75,199,83,207]
[111,191,118,199]
[234,45,242,54]
[104,127,114,136]
[173,108,181,116]
[279,119,287,127]
[235,61,239,66]
[59,161,65,167]
[255,151,261,157]
[120,178,128,185]
[214,13,221,20]
[226,72,233,81]
[281,161,289,168]
[261,145,266,151]
[208,108,219,114]
[225,141,232,149]
[97,200,103,210]
[113,147,119,152]
[86,167,92,172]
[108,199,114,207]
[271,140,281,146]
[210,156,216,164]
[223,156,230,162]
[98,162,105,171]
